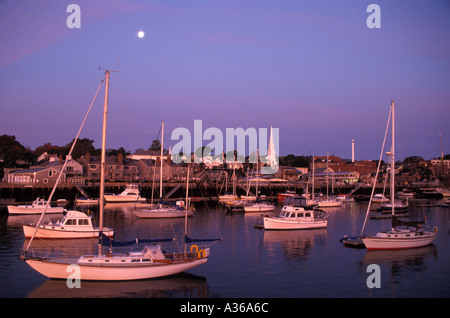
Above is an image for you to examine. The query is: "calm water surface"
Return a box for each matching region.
[0,200,449,298]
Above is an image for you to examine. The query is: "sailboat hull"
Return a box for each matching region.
[244,204,275,212]
[23,225,114,239]
[361,230,438,250]
[25,257,207,281]
[133,208,193,219]
[317,199,343,208]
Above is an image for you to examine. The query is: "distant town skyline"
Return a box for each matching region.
[1,1,449,162]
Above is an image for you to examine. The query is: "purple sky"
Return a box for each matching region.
[1,0,449,161]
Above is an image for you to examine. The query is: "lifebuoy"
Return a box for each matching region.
[198,249,206,258]
[190,244,199,253]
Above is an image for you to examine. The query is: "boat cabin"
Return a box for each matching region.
[142,245,166,260]
[283,196,308,207]
[45,210,93,229]
[279,210,313,220]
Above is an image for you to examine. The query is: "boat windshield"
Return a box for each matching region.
[283,196,307,207]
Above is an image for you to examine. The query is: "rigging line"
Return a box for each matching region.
[110,78,145,151]
[25,75,106,252]
[132,126,162,208]
[149,126,162,204]
[360,103,392,235]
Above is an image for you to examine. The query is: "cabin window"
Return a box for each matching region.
[78,219,89,225]
[142,259,151,262]
[66,219,76,225]
[131,259,140,262]
[305,213,311,217]
[291,213,296,218]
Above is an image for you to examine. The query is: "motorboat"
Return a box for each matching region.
[381,199,409,213]
[263,196,327,230]
[23,210,114,239]
[244,200,275,212]
[104,184,146,203]
[336,195,355,203]
[397,189,414,198]
[7,198,65,215]
[372,193,389,203]
[75,197,99,205]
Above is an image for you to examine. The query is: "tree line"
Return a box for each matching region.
[1,134,448,177]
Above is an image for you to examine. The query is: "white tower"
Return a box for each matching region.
[352,139,355,163]
[267,126,277,167]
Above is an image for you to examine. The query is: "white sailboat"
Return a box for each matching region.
[22,70,218,280]
[360,101,438,250]
[316,153,343,208]
[218,165,239,202]
[244,151,275,213]
[133,121,193,219]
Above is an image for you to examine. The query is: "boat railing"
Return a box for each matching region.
[20,247,83,263]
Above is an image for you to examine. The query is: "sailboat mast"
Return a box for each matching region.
[391,100,395,228]
[326,152,329,198]
[312,155,315,200]
[99,70,110,255]
[159,121,164,204]
[184,163,190,256]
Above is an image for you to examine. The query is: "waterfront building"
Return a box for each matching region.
[6,166,65,186]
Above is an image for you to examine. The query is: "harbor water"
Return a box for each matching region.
[0,200,449,298]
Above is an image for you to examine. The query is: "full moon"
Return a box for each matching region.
[137,31,145,38]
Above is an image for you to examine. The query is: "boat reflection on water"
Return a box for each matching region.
[263,228,327,262]
[361,245,438,283]
[27,272,209,298]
